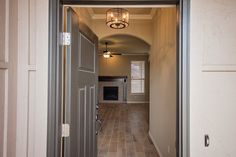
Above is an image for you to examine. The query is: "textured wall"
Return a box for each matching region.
[99,55,150,103]
[149,8,177,157]
[189,0,236,156]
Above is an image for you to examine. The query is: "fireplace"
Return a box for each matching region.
[99,76,127,103]
[103,86,119,100]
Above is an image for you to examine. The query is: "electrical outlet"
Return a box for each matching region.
[168,145,171,153]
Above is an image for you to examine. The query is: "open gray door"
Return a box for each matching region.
[64,8,98,157]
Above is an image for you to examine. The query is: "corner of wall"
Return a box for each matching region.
[149,131,163,157]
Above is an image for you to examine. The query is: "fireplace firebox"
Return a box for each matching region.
[103,86,119,100]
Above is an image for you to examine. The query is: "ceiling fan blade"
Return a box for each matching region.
[111,53,122,55]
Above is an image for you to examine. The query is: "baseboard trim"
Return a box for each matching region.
[149,131,163,157]
[127,101,149,104]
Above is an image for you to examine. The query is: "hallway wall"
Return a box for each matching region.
[149,8,177,157]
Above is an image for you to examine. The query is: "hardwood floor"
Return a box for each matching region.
[97,103,159,157]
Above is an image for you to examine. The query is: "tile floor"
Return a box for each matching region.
[97,103,159,157]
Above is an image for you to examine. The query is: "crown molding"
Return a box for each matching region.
[92,14,154,20]
[87,8,94,15]
[150,8,157,17]
[87,8,157,20]
[70,5,176,8]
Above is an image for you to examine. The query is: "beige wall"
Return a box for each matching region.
[149,8,177,157]
[190,0,236,156]
[99,55,150,103]
[0,0,49,157]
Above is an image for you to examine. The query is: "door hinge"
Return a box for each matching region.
[60,32,71,46]
[61,123,70,137]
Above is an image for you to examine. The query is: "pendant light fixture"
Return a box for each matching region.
[106,8,129,29]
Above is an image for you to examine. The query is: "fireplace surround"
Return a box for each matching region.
[99,76,127,103]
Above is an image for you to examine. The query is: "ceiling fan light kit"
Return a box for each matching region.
[103,42,112,58]
[103,51,112,58]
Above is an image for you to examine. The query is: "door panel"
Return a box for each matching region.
[79,35,95,72]
[64,8,98,157]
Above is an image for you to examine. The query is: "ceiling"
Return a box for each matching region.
[92,8,152,14]
[99,34,150,55]
[87,8,156,20]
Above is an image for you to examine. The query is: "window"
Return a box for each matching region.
[131,61,145,94]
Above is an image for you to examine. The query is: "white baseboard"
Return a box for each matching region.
[149,131,163,157]
[126,101,149,104]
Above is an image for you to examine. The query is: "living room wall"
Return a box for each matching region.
[99,55,150,103]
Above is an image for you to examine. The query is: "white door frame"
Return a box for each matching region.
[47,0,190,157]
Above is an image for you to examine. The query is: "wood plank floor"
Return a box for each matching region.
[97,103,159,157]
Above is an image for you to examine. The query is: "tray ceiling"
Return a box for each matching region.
[92,8,152,14]
[87,8,157,20]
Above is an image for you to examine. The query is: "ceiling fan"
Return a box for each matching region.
[103,42,122,58]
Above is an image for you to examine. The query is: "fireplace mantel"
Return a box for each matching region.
[99,76,127,82]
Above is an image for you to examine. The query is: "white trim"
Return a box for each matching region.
[92,14,154,20]
[149,131,163,157]
[0,61,8,69]
[28,65,37,71]
[70,5,176,20]
[126,101,149,104]
[3,70,8,157]
[67,5,176,8]
[201,65,236,72]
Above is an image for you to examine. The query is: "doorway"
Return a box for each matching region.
[48,2,188,156]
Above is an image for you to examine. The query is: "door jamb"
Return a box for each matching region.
[47,0,190,157]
